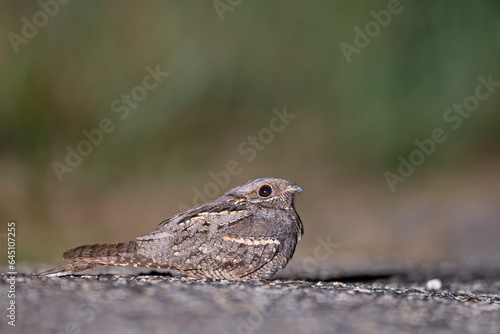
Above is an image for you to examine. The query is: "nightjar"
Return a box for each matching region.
[38,177,303,280]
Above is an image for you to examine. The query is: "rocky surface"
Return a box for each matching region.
[1,261,499,334]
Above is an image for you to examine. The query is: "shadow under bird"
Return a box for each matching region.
[38,177,303,280]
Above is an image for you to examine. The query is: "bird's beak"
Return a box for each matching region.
[288,185,303,193]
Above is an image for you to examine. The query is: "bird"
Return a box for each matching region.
[37,177,303,280]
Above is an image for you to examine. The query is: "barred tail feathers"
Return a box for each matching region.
[36,240,139,277]
[63,241,138,263]
[36,262,106,277]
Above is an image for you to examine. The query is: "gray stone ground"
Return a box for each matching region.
[1,260,499,334]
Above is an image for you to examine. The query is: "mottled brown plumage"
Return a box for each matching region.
[38,177,303,280]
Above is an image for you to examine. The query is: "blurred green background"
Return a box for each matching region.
[1,1,499,268]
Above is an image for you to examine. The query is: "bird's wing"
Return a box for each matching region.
[211,208,288,278]
[135,203,284,278]
[210,232,283,278]
[136,201,252,242]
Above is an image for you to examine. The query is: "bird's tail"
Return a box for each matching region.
[37,241,138,277]
[63,241,138,262]
[36,262,106,277]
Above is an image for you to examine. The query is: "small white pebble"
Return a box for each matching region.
[426,278,442,290]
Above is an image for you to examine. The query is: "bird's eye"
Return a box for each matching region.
[258,185,272,198]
